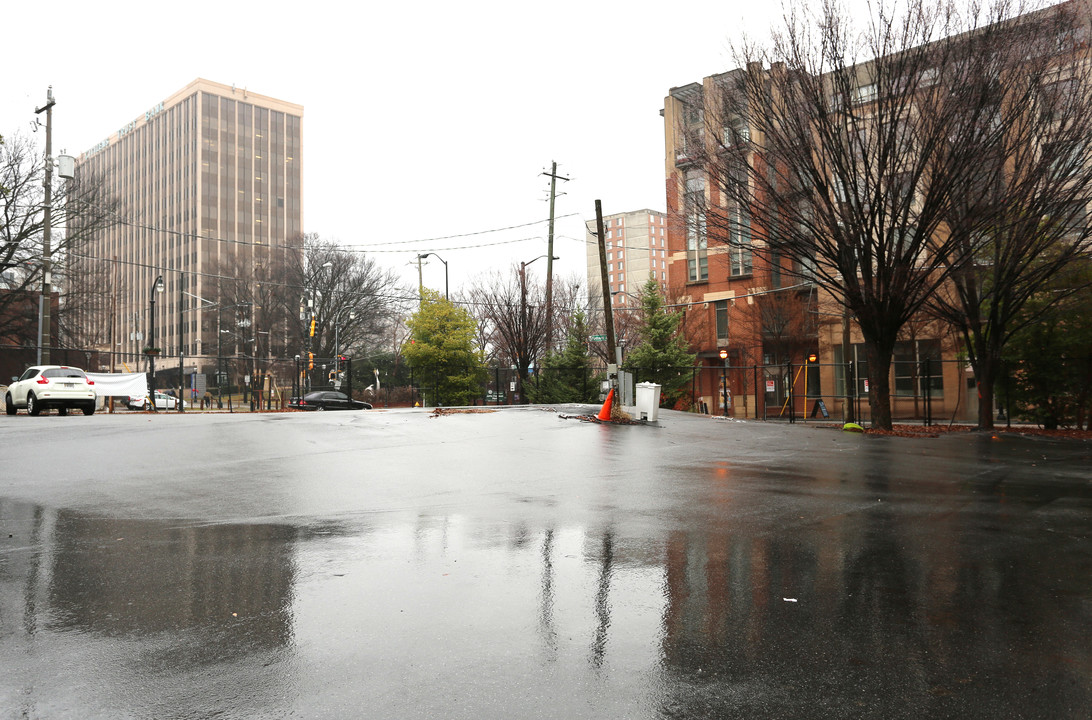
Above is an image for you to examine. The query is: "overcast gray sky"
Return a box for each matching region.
[3,1,778,295]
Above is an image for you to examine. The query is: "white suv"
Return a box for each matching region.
[5,365,97,416]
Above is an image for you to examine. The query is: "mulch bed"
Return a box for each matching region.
[430,408,498,417]
[864,423,1092,440]
[559,413,644,425]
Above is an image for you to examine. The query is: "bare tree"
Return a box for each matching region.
[928,0,1092,428]
[685,0,1062,428]
[751,289,818,367]
[1,133,119,346]
[466,265,549,402]
[288,235,410,361]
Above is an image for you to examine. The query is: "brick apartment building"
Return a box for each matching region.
[659,2,1091,422]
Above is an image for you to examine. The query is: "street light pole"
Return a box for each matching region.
[417,253,449,300]
[178,272,185,413]
[719,348,729,417]
[148,274,164,411]
[333,308,356,389]
[518,255,558,404]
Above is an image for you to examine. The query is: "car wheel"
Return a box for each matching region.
[27,393,41,416]
[4,394,14,416]
[57,407,68,416]
[83,404,95,416]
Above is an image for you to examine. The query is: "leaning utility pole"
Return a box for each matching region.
[542,161,569,352]
[34,87,56,365]
[595,200,617,372]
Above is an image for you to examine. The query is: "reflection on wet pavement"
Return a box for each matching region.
[0,411,1089,718]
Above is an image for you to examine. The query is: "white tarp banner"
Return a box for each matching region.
[85,372,147,398]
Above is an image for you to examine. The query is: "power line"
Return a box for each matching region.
[77,199,581,257]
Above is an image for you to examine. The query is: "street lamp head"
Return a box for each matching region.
[719,348,728,360]
[349,311,357,320]
[154,275,165,293]
[322,261,333,269]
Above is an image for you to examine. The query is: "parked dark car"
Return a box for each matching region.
[289,391,372,411]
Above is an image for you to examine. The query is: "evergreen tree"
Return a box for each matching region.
[622,278,696,406]
[527,310,601,404]
[404,289,487,406]
[1001,260,1092,429]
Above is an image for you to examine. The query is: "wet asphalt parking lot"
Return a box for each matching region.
[1,406,1089,719]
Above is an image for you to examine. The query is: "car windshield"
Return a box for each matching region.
[43,368,86,379]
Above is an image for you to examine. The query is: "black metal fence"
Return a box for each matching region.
[4,345,1088,426]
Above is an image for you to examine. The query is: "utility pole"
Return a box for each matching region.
[34,87,56,365]
[541,161,569,353]
[595,200,617,375]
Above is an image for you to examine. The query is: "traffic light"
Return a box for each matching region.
[308,352,314,370]
[337,354,347,371]
[309,316,316,337]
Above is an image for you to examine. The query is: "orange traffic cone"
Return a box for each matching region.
[596,388,615,422]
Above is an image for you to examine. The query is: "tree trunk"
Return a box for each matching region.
[864,341,895,430]
[977,379,996,430]
[970,345,1002,430]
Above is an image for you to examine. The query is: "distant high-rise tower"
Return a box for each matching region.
[585,209,669,313]
[74,79,303,378]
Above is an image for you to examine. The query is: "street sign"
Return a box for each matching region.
[590,334,606,341]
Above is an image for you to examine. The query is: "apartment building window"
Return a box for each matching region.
[728,205,752,276]
[1045,139,1084,178]
[1052,198,1089,240]
[853,83,877,104]
[714,300,729,341]
[685,172,708,281]
[684,102,703,126]
[1041,77,1078,118]
[894,339,944,397]
[724,114,750,146]
[833,344,868,397]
